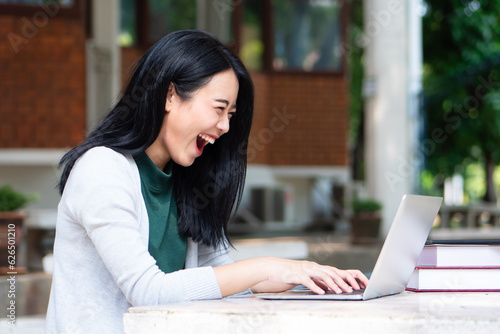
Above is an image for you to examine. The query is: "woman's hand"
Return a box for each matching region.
[263,258,368,295]
[213,257,369,297]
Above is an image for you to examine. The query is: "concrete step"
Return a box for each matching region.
[0,315,45,333]
[230,237,309,261]
[0,272,51,318]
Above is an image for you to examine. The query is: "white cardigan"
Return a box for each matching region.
[46,147,233,333]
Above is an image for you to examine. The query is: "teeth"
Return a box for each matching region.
[198,134,215,144]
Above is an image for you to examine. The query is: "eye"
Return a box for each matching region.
[228,112,236,119]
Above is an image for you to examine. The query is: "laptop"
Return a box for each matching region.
[255,194,443,301]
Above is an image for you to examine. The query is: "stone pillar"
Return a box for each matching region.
[197,0,233,43]
[363,0,423,235]
[86,0,121,132]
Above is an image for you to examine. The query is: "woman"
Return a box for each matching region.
[46,30,368,333]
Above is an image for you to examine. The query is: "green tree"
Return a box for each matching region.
[347,0,365,181]
[422,0,500,202]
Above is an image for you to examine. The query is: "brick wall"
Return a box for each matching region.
[0,15,86,148]
[247,72,270,164]
[121,47,144,90]
[250,72,348,166]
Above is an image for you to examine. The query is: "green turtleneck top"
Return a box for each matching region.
[133,152,186,273]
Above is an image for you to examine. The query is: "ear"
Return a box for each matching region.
[165,82,176,113]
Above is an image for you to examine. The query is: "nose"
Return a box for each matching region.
[217,115,230,134]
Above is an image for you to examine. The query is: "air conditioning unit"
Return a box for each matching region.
[251,187,292,223]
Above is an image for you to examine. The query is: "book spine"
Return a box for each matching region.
[415,266,500,270]
[406,287,500,292]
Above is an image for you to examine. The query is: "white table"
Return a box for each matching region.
[124,291,500,333]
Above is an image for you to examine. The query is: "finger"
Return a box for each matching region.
[293,262,339,294]
[313,279,330,292]
[302,276,326,295]
[341,272,361,290]
[348,270,369,288]
[316,268,353,294]
[314,272,344,294]
[329,272,354,293]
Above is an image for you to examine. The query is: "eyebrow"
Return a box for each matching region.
[215,99,237,110]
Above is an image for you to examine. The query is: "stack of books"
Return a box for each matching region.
[406,240,500,291]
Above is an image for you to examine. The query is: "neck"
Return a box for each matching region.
[145,145,171,171]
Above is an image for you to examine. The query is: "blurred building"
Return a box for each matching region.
[0,0,422,239]
[0,0,354,235]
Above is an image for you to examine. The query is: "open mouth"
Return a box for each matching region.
[196,134,215,155]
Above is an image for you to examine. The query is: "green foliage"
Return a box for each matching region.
[422,0,500,202]
[352,199,382,214]
[347,0,364,141]
[465,162,486,201]
[347,0,365,180]
[0,185,36,212]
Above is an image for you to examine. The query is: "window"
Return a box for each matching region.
[240,0,265,71]
[0,0,74,6]
[272,0,343,71]
[119,0,137,47]
[119,0,197,48]
[0,0,82,17]
[234,0,345,73]
[148,0,196,42]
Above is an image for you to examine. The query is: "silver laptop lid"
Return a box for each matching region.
[363,194,442,300]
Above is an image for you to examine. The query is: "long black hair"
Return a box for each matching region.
[58,30,254,248]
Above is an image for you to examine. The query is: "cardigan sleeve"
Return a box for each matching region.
[196,239,254,297]
[65,147,222,306]
[197,240,234,267]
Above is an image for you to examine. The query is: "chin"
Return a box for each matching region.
[175,157,196,167]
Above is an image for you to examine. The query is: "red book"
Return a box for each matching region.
[406,266,500,292]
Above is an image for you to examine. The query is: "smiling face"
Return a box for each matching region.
[146,69,239,169]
